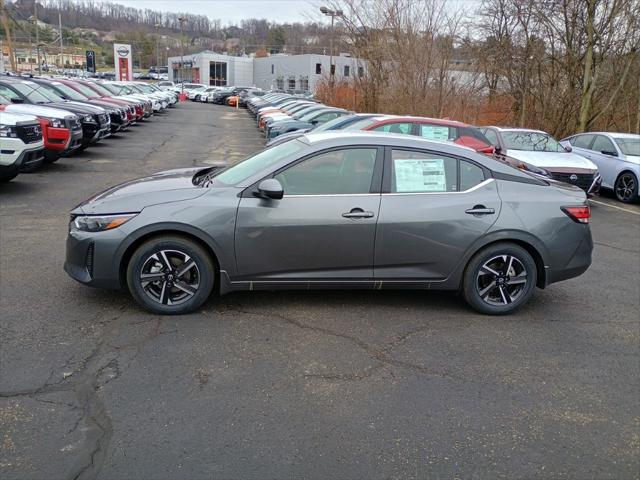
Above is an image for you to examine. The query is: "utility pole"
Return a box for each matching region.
[178,16,186,91]
[0,0,17,71]
[320,6,343,90]
[35,0,40,74]
[154,23,160,71]
[58,0,64,73]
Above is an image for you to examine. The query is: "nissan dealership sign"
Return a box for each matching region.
[114,43,133,81]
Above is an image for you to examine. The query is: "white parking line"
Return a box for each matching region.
[590,199,640,215]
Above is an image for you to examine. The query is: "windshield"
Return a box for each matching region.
[503,131,565,152]
[300,110,331,122]
[51,82,89,100]
[313,115,356,132]
[85,82,112,97]
[292,107,321,120]
[614,137,640,156]
[31,84,66,102]
[211,141,304,186]
[10,82,52,104]
[69,82,100,98]
[342,117,381,131]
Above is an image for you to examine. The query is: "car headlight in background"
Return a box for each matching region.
[0,125,18,138]
[43,117,65,128]
[83,114,98,124]
[71,213,138,232]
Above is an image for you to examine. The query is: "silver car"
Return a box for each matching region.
[561,132,640,203]
[65,132,593,315]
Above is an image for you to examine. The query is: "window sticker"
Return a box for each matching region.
[394,158,447,192]
[420,125,450,141]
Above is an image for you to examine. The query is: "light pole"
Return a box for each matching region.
[178,16,186,91]
[320,6,343,84]
[154,23,160,72]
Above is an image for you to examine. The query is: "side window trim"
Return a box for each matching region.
[241,145,384,198]
[381,147,490,194]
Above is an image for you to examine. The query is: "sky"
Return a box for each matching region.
[96,0,317,24]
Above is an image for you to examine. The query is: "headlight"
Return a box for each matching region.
[72,213,137,232]
[43,117,64,128]
[83,114,98,124]
[0,125,18,138]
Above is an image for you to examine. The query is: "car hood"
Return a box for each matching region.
[73,167,213,215]
[507,150,597,170]
[271,121,311,131]
[3,103,76,119]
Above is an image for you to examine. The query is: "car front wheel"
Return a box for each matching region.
[126,236,215,315]
[462,243,537,315]
[614,172,638,203]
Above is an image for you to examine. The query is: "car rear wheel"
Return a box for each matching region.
[614,172,638,203]
[126,236,215,315]
[462,243,537,315]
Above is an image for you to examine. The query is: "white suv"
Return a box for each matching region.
[1,111,45,182]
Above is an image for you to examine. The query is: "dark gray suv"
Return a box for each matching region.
[65,132,593,315]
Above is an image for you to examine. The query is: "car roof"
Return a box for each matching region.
[369,116,472,127]
[579,132,639,139]
[485,126,549,134]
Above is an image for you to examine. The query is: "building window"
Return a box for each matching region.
[276,76,284,90]
[209,61,227,86]
[344,65,350,77]
[299,76,309,91]
[287,77,296,91]
[271,64,274,74]
[358,66,364,78]
[330,64,335,75]
[315,63,322,74]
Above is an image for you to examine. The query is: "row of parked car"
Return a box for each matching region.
[0,77,178,182]
[231,92,639,203]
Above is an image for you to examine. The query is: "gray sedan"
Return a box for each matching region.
[65,133,593,315]
[561,132,640,203]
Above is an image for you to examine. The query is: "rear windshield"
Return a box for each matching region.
[614,138,640,156]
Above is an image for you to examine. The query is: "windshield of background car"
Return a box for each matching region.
[0,93,10,104]
[9,82,51,103]
[292,107,322,120]
[86,83,113,96]
[502,131,564,152]
[614,137,640,156]
[211,141,305,187]
[342,118,382,131]
[30,84,66,102]
[69,82,100,98]
[51,82,89,100]
[314,115,356,131]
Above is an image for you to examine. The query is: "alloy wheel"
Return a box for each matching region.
[139,249,200,305]
[476,255,528,306]
[615,173,636,203]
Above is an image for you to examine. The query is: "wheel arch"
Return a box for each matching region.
[117,223,223,290]
[452,231,550,290]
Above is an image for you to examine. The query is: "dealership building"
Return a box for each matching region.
[168,51,365,92]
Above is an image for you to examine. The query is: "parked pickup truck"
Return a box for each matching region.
[0,111,45,182]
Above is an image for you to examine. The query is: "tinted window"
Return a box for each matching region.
[570,134,595,149]
[390,150,457,193]
[372,122,412,134]
[591,135,616,154]
[0,84,22,101]
[460,161,485,191]
[275,148,377,195]
[419,124,491,149]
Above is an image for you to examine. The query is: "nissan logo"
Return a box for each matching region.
[569,174,578,182]
[117,46,130,57]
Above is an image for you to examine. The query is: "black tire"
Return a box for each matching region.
[126,235,215,315]
[614,172,638,203]
[462,243,537,315]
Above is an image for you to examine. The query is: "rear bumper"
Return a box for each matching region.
[546,227,593,285]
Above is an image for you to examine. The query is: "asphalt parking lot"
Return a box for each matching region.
[1,101,638,480]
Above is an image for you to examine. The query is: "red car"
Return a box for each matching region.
[346,116,495,154]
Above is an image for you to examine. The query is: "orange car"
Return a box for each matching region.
[226,96,240,107]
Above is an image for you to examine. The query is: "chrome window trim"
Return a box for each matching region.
[282,193,381,198]
[383,178,495,196]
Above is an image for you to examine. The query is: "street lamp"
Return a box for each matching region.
[154,23,161,73]
[320,6,343,81]
[178,16,186,91]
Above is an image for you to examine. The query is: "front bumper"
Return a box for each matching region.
[0,143,45,176]
[548,170,602,197]
[64,226,127,289]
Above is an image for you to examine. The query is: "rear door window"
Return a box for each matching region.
[569,134,595,149]
[591,135,616,154]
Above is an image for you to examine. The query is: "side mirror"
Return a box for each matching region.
[494,145,502,154]
[564,145,573,152]
[10,97,24,104]
[256,178,284,200]
[601,150,617,156]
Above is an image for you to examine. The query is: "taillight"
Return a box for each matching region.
[562,205,591,224]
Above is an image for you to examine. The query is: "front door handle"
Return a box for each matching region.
[465,205,495,215]
[342,208,374,219]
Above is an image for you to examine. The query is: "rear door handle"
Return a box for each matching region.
[342,208,374,219]
[465,205,495,215]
